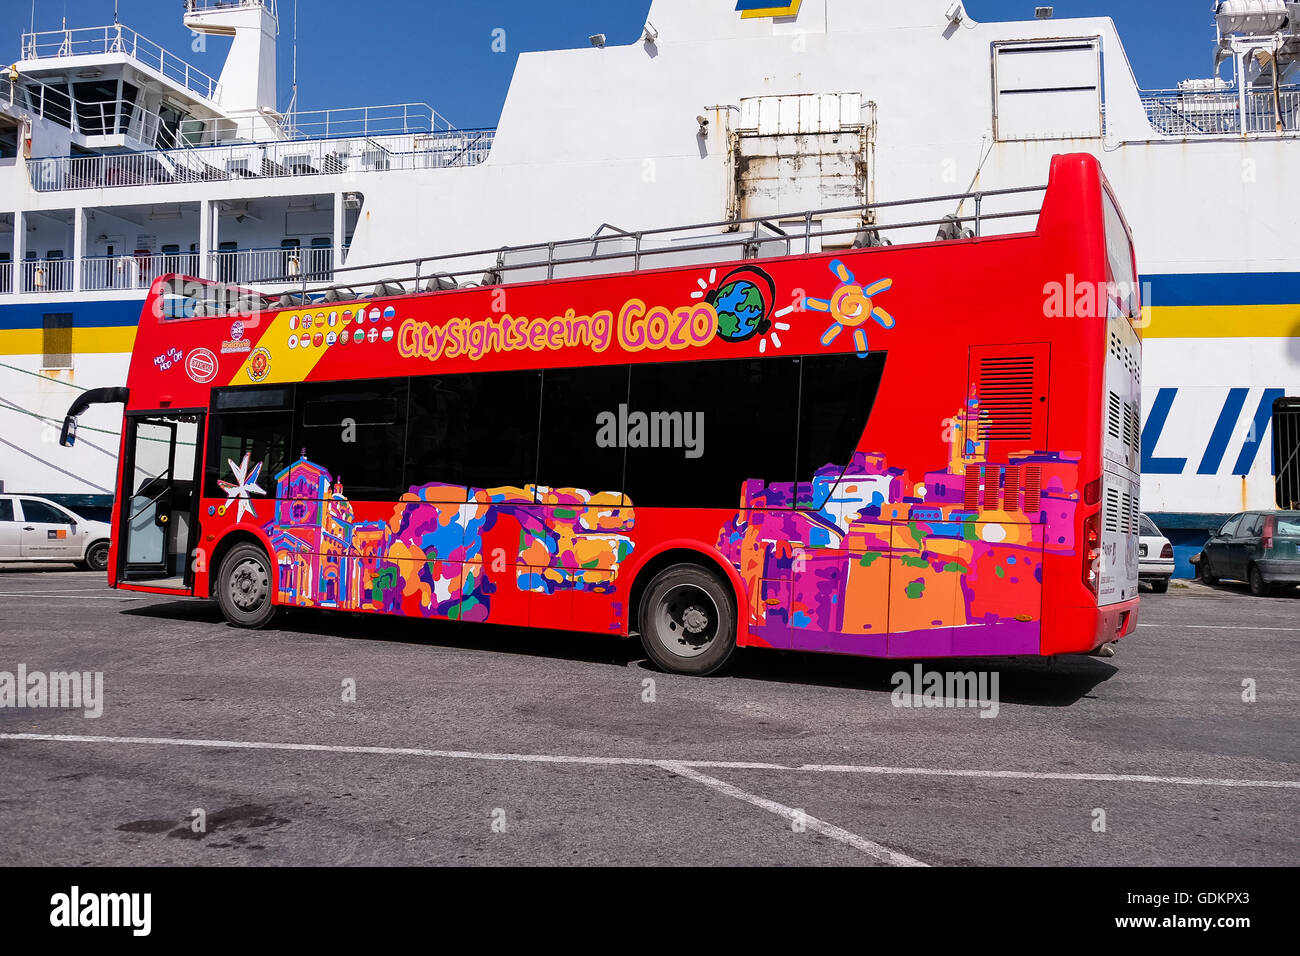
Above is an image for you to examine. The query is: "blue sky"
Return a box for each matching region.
[18,1,1220,128]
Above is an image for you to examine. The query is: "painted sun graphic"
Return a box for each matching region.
[806,260,895,357]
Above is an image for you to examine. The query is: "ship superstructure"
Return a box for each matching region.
[2,0,1297,573]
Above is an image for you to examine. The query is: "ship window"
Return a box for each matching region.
[73,80,119,136]
[42,313,73,370]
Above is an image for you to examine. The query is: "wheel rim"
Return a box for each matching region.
[88,545,108,571]
[651,584,719,659]
[229,557,269,612]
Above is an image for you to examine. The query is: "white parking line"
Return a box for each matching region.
[660,761,926,866]
[2,732,1297,791]
[1139,623,1300,632]
[0,588,116,594]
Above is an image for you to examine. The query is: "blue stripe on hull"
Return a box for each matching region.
[0,298,145,331]
[1142,272,1300,308]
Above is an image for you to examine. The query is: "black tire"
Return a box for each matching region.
[1248,564,1270,598]
[1198,555,1218,585]
[1150,579,1169,594]
[76,540,110,573]
[215,542,278,628]
[638,564,737,676]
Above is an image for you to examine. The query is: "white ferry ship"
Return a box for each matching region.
[2,0,1297,575]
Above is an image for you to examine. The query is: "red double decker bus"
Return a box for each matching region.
[62,153,1141,675]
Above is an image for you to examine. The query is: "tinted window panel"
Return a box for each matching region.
[626,357,799,509]
[1219,515,1243,537]
[204,411,293,499]
[0,499,12,521]
[406,370,541,499]
[215,386,293,411]
[294,378,407,501]
[20,499,69,524]
[797,353,887,509]
[539,365,629,501]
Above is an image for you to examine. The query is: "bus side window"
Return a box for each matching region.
[204,408,294,499]
[625,357,799,509]
[295,378,408,501]
[538,365,630,502]
[406,369,542,499]
[796,353,888,510]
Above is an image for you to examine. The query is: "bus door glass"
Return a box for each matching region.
[121,413,202,587]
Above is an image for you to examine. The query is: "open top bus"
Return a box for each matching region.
[62,152,1142,675]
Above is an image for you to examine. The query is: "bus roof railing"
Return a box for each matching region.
[165,183,1048,312]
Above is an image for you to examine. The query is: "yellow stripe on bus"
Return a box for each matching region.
[229,305,370,385]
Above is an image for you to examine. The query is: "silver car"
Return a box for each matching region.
[1138,513,1174,593]
[0,495,111,572]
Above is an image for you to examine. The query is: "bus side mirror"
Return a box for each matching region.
[59,416,77,447]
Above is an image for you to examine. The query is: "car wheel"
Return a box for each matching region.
[1198,555,1218,585]
[638,564,737,676]
[81,540,110,573]
[1151,579,1169,594]
[1248,564,1270,598]
[216,542,278,628]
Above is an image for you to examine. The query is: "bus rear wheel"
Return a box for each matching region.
[638,564,736,676]
[217,542,277,629]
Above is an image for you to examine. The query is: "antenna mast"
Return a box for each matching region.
[287,0,299,128]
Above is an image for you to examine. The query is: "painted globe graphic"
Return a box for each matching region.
[713,278,767,342]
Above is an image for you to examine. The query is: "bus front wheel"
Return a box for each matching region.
[638,564,737,676]
[217,542,278,629]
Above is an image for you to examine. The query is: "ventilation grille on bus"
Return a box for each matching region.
[1104,487,1138,535]
[977,356,1037,441]
[963,463,1044,515]
[1110,330,1139,380]
[1108,392,1123,441]
[1125,401,1141,457]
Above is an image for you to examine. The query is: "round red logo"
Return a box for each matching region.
[186,348,218,384]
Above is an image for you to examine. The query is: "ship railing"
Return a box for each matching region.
[281,104,456,140]
[247,184,1047,302]
[28,128,497,191]
[208,247,337,287]
[20,24,222,102]
[19,258,77,294]
[0,261,11,295]
[1140,86,1300,136]
[81,254,203,292]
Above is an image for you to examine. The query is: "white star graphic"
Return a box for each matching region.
[218,452,265,522]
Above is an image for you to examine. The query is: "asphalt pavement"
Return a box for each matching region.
[1,566,1296,866]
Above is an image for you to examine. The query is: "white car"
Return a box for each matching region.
[0,494,111,572]
[1138,513,1174,593]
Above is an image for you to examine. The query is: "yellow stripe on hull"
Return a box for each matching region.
[1144,304,1300,339]
[0,326,137,355]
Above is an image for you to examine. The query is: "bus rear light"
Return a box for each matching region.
[1084,478,1101,506]
[1083,512,1101,594]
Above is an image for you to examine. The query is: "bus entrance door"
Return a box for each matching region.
[119,413,203,591]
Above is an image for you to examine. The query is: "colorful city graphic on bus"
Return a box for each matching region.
[240,384,1080,655]
[718,393,1081,657]
[261,458,634,621]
